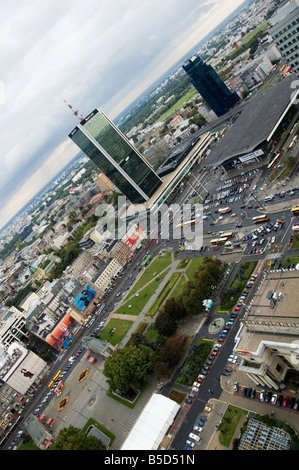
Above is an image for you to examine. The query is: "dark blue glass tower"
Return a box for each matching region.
[183,55,240,117]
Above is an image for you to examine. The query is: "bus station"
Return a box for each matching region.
[205,74,299,174]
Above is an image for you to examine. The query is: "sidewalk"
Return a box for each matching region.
[205,408,247,451]
[113,255,181,348]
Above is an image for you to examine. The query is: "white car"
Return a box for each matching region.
[186,440,195,447]
[192,387,199,393]
[192,382,201,388]
[228,355,238,363]
[193,426,203,432]
[189,432,201,442]
[231,213,237,217]
[218,216,223,220]
[271,393,278,405]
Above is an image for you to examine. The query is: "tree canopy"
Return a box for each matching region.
[50,425,106,450]
[103,345,158,393]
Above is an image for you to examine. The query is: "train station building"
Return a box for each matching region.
[205,75,299,173]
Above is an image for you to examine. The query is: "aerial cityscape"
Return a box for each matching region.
[1,0,299,456]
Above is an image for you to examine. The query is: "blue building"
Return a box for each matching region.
[182,55,240,117]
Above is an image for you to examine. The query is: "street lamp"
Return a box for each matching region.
[248,192,265,212]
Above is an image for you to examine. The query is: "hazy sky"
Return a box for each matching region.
[0,0,246,231]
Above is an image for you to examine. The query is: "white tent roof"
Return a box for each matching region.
[121,394,180,450]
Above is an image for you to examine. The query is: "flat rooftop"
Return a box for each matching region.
[236,271,299,353]
[125,132,211,218]
[249,271,299,319]
[206,74,298,166]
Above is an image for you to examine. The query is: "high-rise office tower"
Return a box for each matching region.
[269,0,299,72]
[182,55,240,117]
[69,109,162,204]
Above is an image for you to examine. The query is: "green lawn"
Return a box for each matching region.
[177,259,190,269]
[292,237,299,249]
[185,257,206,280]
[170,275,186,299]
[218,405,247,447]
[125,252,172,299]
[116,270,170,315]
[146,272,180,317]
[99,318,134,345]
[240,20,269,46]
[158,90,197,122]
[282,255,299,267]
[218,261,257,311]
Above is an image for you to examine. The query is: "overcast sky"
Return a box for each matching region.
[0,0,246,231]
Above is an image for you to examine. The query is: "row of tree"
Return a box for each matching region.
[103,257,226,394]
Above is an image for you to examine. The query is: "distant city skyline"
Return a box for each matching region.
[0,0,246,231]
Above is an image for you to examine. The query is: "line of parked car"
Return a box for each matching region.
[241,387,299,409]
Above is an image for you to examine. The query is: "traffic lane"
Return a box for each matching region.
[40,358,104,434]
[170,320,243,450]
[170,341,236,451]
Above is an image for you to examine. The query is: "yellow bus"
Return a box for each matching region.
[252,214,269,224]
[211,237,228,245]
[222,232,235,239]
[175,219,197,228]
[291,206,299,215]
[267,152,281,170]
[48,370,62,389]
[218,207,231,214]
[217,237,228,244]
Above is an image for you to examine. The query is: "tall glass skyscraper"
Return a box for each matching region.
[69,109,162,204]
[183,55,240,117]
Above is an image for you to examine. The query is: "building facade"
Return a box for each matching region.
[69,109,162,204]
[182,55,240,117]
[0,306,29,349]
[234,270,299,390]
[269,0,299,72]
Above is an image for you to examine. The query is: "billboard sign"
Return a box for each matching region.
[6,350,47,394]
[73,284,96,312]
[46,313,79,350]
[124,226,145,249]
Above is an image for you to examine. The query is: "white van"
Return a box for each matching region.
[189,432,201,442]
[264,194,274,202]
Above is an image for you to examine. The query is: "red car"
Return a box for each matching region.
[211,351,218,357]
[197,378,204,383]
[233,306,240,312]
[283,396,290,407]
[217,338,224,343]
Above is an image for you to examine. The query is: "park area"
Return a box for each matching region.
[100,253,214,350]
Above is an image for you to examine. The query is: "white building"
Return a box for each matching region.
[94,258,123,293]
[121,394,180,450]
[269,0,299,71]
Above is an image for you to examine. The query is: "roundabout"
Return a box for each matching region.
[208,317,225,335]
